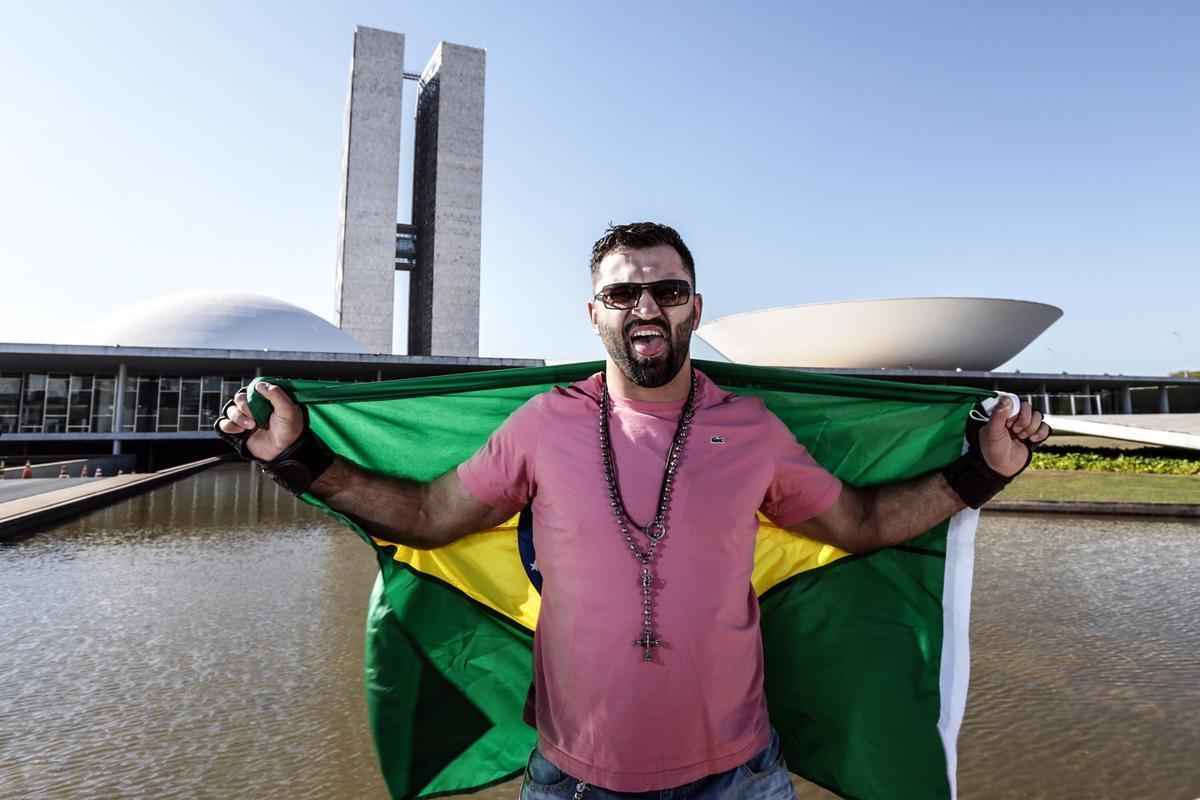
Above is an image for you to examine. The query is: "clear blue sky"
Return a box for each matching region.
[1,1,1195,375]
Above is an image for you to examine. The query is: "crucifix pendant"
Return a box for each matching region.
[635,566,661,661]
[634,632,662,661]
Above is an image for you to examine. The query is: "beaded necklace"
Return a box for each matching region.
[598,369,696,662]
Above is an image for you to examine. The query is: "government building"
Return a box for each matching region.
[3,27,1195,473]
[0,292,538,471]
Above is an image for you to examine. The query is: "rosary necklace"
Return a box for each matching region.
[599,369,696,662]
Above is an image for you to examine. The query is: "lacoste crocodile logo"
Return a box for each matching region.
[710,435,727,445]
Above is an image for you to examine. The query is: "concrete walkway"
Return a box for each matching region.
[0,475,149,517]
[0,458,223,539]
[1046,413,1200,451]
[0,477,102,504]
[1067,413,1200,435]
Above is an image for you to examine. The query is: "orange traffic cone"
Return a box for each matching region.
[21,461,33,479]
[58,464,68,478]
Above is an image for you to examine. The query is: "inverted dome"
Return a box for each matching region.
[91,291,369,354]
[697,298,1061,371]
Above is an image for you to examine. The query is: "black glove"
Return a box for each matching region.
[214,393,334,496]
[941,400,1047,509]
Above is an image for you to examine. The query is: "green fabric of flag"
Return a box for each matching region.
[251,361,989,800]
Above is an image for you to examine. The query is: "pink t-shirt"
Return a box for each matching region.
[457,370,841,791]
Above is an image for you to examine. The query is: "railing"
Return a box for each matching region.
[1020,393,1105,416]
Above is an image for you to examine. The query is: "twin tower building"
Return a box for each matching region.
[335,27,484,356]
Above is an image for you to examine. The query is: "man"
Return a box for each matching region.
[217,222,1049,799]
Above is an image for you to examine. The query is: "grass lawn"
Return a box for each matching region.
[1047,435,1154,450]
[1000,469,1200,504]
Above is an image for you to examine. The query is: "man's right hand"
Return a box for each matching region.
[217,382,305,462]
[216,380,512,550]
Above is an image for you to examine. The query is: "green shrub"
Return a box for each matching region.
[1030,451,1200,476]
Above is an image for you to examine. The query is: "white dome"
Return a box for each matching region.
[91,291,369,353]
[697,297,1062,371]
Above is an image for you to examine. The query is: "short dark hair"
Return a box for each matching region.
[590,222,696,285]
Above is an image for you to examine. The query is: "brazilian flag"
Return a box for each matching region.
[252,361,988,800]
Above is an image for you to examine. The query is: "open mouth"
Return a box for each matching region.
[628,324,668,358]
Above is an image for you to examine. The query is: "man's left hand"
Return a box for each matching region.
[981,397,1052,478]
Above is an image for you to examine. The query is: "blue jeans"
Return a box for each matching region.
[519,729,796,800]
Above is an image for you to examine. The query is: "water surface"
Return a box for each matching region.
[2,466,1197,799]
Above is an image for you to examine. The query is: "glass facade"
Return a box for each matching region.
[45,375,69,433]
[69,375,93,430]
[92,378,115,433]
[0,374,21,433]
[1,372,254,435]
[21,374,47,432]
[181,379,201,432]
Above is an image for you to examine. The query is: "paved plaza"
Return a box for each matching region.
[1047,413,1200,450]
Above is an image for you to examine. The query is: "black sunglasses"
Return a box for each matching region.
[593,279,693,310]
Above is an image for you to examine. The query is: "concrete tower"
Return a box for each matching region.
[334,27,484,356]
[334,27,405,355]
[408,43,485,357]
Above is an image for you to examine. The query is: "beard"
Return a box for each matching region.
[598,309,694,388]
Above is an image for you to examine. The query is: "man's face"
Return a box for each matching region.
[588,245,702,388]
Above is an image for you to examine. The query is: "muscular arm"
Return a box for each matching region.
[800,473,966,554]
[218,381,512,550]
[798,395,1051,553]
[309,457,514,550]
